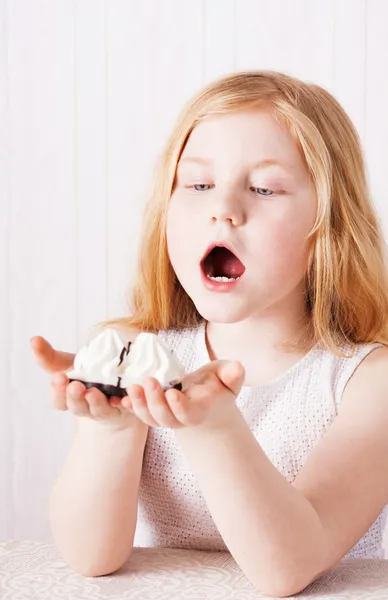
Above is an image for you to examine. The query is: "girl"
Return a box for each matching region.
[31,71,388,597]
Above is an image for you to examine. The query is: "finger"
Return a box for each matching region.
[66,381,90,417]
[164,388,192,426]
[110,395,124,408]
[143,377,181,428]
[50,371,70,411]
[126,384,159,427]
[215,360,245,395]
[85,388,121,419]
[31,336,75,373]
[109,395,133,416]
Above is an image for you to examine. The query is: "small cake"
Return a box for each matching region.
[66,328,185,398]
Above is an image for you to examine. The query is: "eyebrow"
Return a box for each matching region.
[178,157,292,171]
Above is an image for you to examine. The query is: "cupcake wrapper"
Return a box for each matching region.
[68,379,182,398]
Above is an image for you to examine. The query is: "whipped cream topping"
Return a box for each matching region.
[120,333,185,389]
[67,327,185,390]
[66,328,130,386]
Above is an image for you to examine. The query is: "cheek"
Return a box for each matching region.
[165,198,195,274]
[255,215,313,276]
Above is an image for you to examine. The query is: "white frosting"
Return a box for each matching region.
[67,328,185,390]
[66,328,129,386]
[121,333,185,388]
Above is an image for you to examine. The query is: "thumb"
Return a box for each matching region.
[216,360,245,396]
[30,336,75,373]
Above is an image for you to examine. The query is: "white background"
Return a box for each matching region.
[0,0,387,552]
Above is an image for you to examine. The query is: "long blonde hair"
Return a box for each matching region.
[104,70,388,353]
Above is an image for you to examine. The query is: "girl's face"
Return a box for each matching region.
[166,109,317,324]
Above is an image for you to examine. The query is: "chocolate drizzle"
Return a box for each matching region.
[118,341,132,366]
[116,341,132,388]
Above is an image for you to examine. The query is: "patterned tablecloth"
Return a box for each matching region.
[0,541,387,599]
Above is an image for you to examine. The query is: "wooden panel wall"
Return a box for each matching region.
[0,0,387,550]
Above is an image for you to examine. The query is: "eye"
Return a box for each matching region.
[250,186,274,196]
[189,184,214,191]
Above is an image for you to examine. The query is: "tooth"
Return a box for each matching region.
[206,274,240,282]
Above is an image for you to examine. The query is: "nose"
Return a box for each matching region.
[210,190,246,227]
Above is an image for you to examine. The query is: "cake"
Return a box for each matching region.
[66,328,185,398]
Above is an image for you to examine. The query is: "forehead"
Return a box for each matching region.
[180,109,304,170]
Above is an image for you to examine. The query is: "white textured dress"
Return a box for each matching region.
[134,321,387,558]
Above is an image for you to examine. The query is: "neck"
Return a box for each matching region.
[205,290,314,386]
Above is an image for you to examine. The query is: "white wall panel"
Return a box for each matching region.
[203,0,236,83]
[75,0,109,333]
[0,0,13,541]
[5,0,76,539]
[364,0,388,234]
[235,0,335,89]
[0,0,386,552]
[332,0,367,139]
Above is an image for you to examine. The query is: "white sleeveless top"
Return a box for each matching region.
[134,322,387,558]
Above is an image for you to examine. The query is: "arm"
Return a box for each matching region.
[50,417,148,577]
[174,347,388,597]
[31,326,148,577]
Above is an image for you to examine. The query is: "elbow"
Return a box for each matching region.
[69,556,133,577]
[74,565,121,578]
[251,541,331,596]
[249,560,328,597]
[64,547,134,578]
[258,577,311,598]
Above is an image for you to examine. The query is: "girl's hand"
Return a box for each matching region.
[30,336,137,428]
[125,360,245,430]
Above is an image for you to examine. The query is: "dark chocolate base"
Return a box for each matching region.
[68,379,182,398]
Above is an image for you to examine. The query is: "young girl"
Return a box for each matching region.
[31,71,388,597]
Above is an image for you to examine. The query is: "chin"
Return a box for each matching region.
[191,296,252,324]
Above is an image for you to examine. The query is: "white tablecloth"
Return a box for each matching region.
[1,541,387,599]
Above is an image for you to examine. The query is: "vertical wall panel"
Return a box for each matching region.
[203,0,236,84]
[7,0,76,539]
[332,0,367,140]
[144,0,204,152]
[75,0,109,335]
[235,0,335,89]
[0,0,387,551]
[0,0,13,540]
[106,0,157,318]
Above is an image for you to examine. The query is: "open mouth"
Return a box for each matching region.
[201,245,246,283]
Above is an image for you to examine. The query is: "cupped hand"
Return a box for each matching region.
[31,336,137,427]
[124,360,245,430]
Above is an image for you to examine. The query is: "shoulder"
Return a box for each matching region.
[320,342,386,411]
[339,345,388,436]
[342,344,388,406]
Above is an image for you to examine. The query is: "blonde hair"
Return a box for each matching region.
[104,70,388,353]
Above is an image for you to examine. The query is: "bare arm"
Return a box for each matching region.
[174,347,388,597]
[50,417,148,577]
[32,328,148,577]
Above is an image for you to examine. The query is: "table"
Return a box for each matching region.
[0,541,387,599]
